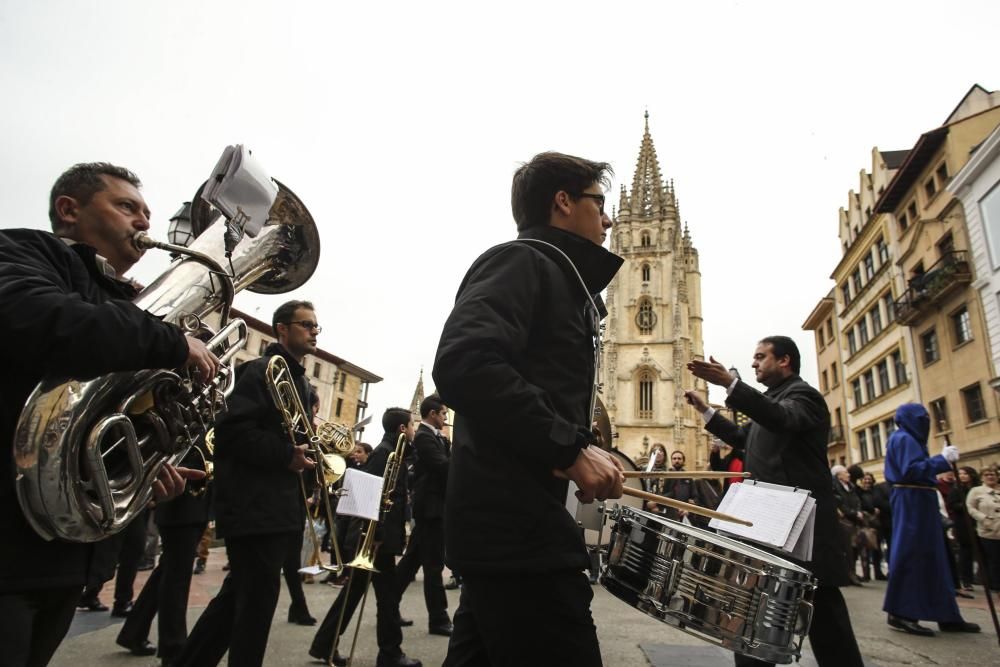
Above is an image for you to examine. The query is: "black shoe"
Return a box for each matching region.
[116,638,157,656]
[111,601,133,618]
[222,561,231,571]
[398,616,414,627]
[444,577,460,590]
[874,573,888,581]
[288,607,317,626]
[308,647,346,666]
[428,622,453,636]
[376,653,422,667]
[78,597,109,612]
[193,558,206,575]
[136,560,155,572]
[956,590,975,599]
[939,620,981,633]
[888,615,934,636]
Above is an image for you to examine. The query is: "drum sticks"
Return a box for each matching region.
[621,487,753,527]
[623,471,751,480]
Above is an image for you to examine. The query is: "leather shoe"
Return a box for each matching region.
[939,620,981,633]
[78,597,109,612]
[111,601,133,618]
[376,653,422,667]
[955,590,975,599]
[116,638,157,656]
[288,607,317,626]
[308,647,346,666]
[428,622,453,636]
[398,616,414,627]
[192,558,206,575]
[888,615,934,636]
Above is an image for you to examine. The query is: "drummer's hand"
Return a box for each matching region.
[554,447,625,504]
[686,356,735,388]
[152,464,206,501]
[645,501,659,511]
[684,390,709,413]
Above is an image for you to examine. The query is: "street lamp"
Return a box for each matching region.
[167,202,194,247]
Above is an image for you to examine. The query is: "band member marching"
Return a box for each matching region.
[174,300,322,667]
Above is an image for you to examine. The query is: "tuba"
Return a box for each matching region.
[14,146,320,542]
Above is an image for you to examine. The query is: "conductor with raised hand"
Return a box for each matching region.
[685,336,863,667]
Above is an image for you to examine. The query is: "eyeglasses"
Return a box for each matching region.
[288,320,322,333]
[575,193,605,214]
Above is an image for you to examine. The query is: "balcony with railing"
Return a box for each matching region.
[892,251,973,325]
[828,425,845,445]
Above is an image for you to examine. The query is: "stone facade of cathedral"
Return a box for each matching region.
[600,114,711,468]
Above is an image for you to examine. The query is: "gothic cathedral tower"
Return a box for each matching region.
[600,113,710,467]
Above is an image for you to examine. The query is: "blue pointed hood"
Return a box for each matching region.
[894,402,930,444]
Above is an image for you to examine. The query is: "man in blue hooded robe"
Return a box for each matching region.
[883,402,980,635]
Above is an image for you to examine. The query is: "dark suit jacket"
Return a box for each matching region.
[706,374,849,586]
[411,423,450,520]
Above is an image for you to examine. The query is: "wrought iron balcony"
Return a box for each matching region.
[892,251,973,326]
[828,425,845,445]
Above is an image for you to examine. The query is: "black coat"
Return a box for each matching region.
[411,423,450,520]
[212,343,308,539]
[706,375,850,586]
[0,229,188,594]
[433,225,622,574]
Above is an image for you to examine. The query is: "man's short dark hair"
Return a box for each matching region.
[759,335,801,374]
[272,300,315,336]
[511,152,613,232]
[49,162,142,232]
[382,407,411,435]
[420,394,446,418]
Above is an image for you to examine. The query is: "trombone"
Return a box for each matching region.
[265,354,354,574]
[329,432,408,667]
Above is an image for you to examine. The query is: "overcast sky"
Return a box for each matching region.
[2,1,998,430]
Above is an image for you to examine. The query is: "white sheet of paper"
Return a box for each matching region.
[709,481,808,547]
[790,496,816,561]
[335,468,383,521]
[298,564,324,576]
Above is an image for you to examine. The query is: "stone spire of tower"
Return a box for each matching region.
[629,111,667,218]
[410,368,425,420]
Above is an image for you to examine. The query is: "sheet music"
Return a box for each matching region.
[709,481,808,547]
[298,564,324,576]
[789,496,816,561]
[200,144,277,239]
[335,469,383,521]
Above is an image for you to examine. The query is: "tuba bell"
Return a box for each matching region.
[14,146,320,543]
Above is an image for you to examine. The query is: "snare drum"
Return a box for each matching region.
[601,506,815,664]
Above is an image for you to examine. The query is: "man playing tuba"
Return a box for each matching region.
[0,162,213,667]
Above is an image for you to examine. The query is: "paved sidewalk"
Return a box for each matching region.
[53,549,999,666]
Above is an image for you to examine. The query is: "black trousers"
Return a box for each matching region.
[174,531,298,667]
[283,524,309,613]
[733,585,863,667]
[443,570,601,667]
[311,550,403,661]
[396,517,449,626]
[116,522,205,659]
[0,586,80,667]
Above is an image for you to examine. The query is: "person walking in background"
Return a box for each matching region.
[948,466,980,592]
[882,402,980,636]
[967,466,1000,594]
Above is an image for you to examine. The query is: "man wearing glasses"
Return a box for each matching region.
[175,300,320,667]
[434,152,625,666]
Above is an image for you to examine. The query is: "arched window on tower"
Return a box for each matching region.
[641,263,651,282]
[637,370,654,419]
[640,232,651,247]
[636,298,656,335]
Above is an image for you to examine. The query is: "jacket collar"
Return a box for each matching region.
[517,226,623,295]
[62,238,140,299]
[763,373,799,397]
[265,342,306,376]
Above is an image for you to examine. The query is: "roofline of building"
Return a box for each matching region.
[949,121,1000,193]
[231,307,383,383]
[873,126,949,214]
[802,295,835,330]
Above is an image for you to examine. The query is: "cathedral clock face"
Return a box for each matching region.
[635,308,657,330]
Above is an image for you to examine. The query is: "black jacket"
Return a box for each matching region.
[411,423,450,520]
[212,343,308,539]
[0,229,188,594]
[434,225,622,574]
[706,375,850,586]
